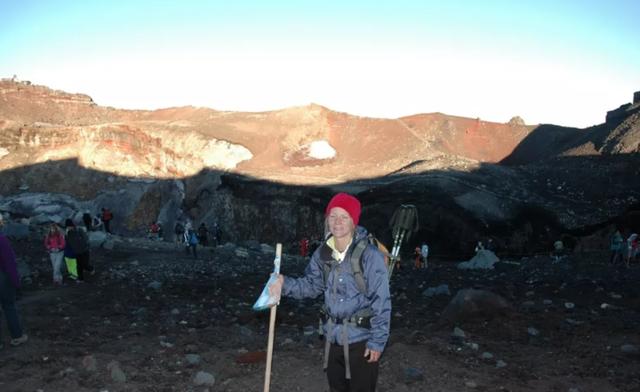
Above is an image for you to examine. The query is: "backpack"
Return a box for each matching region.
[322,234,388,295]
[189,232,199,245]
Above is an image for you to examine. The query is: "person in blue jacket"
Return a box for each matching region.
[271,193,391,392]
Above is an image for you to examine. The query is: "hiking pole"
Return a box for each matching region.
[387,231,401,279]
[388,230,405,280]
[263,243,282,392]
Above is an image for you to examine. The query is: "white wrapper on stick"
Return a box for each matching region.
[252,250,281,311]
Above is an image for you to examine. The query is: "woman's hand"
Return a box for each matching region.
[364,348,381,363]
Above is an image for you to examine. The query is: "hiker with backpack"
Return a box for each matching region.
[197,223,209,247]
[420,243,429,269]
[65,219,92,283]
[185,228,199,259]
[626,233,639,267]
[270,193,391,392]
[609,228,624,265]
[101,207,113,234]
[174,221,185,245]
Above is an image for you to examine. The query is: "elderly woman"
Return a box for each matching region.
[44,223,66,285]
[0,214,28,347]
[270,193,391,392]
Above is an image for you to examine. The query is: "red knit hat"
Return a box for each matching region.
[325,193,361,226]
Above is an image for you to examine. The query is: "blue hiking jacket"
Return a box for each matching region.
[283,226,391,353]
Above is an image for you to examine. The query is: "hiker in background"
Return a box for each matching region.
[609,228,624,265]
[82,212,92,232]
[414,246,422,269]
[0,214,28,348]
[299,237,310,257]
[185,228,198,259]
[269,193,391,392]
[210,222,219,246]
[157,223,163,240]
[197,223,209,247]
[77,219,96,276]
[474,240,485,253]
[626,233,639,267]
[65,219,91,283]
[148,222,160,240]
[420,243,429,269]
[91,214,103,231]
[63,221,78,281]
[44,223,66,285]
[174,221,185,245]
[101,207,113,234]
[551,239,565,263]
[486,238,496,252]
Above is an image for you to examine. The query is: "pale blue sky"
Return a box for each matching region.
[1,0,639,127]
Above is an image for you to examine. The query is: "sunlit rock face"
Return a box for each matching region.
[0,123,252,178]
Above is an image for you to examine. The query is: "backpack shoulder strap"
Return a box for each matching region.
[350,239,368,295]
[319,243,333,286]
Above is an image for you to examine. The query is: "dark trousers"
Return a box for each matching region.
[610,250,623,264]
[327,340,379,392]
[76,252,90,280]
[0,271,23,339]
[186,244,197,259]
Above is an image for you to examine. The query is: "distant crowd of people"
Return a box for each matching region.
[0,205,230,351]
[172,220,221,260]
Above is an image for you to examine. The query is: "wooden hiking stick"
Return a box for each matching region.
[263,243,282,392]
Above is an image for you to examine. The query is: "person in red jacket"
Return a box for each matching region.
[0,214,28,347]
[101,207,113,234]
[299,237,310,257]
[44,223,66,285]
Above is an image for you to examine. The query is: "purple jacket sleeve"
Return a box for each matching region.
[0,235,19,288]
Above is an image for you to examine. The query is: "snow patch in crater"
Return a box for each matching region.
[201,140,253,169]
[306,140,336,160]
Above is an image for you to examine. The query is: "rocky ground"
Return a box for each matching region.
[1,236,639,392]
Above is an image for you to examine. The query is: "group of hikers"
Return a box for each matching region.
[81,207,114,234]
[44,219,96,285]
[1,209,111,351]
[173,221,220,259]
[610,229,639,266]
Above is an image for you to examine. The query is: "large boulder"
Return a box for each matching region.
[440,288,511,324]
[457,250,499,270]
[88,231,108,248]
[1,222,30,240]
